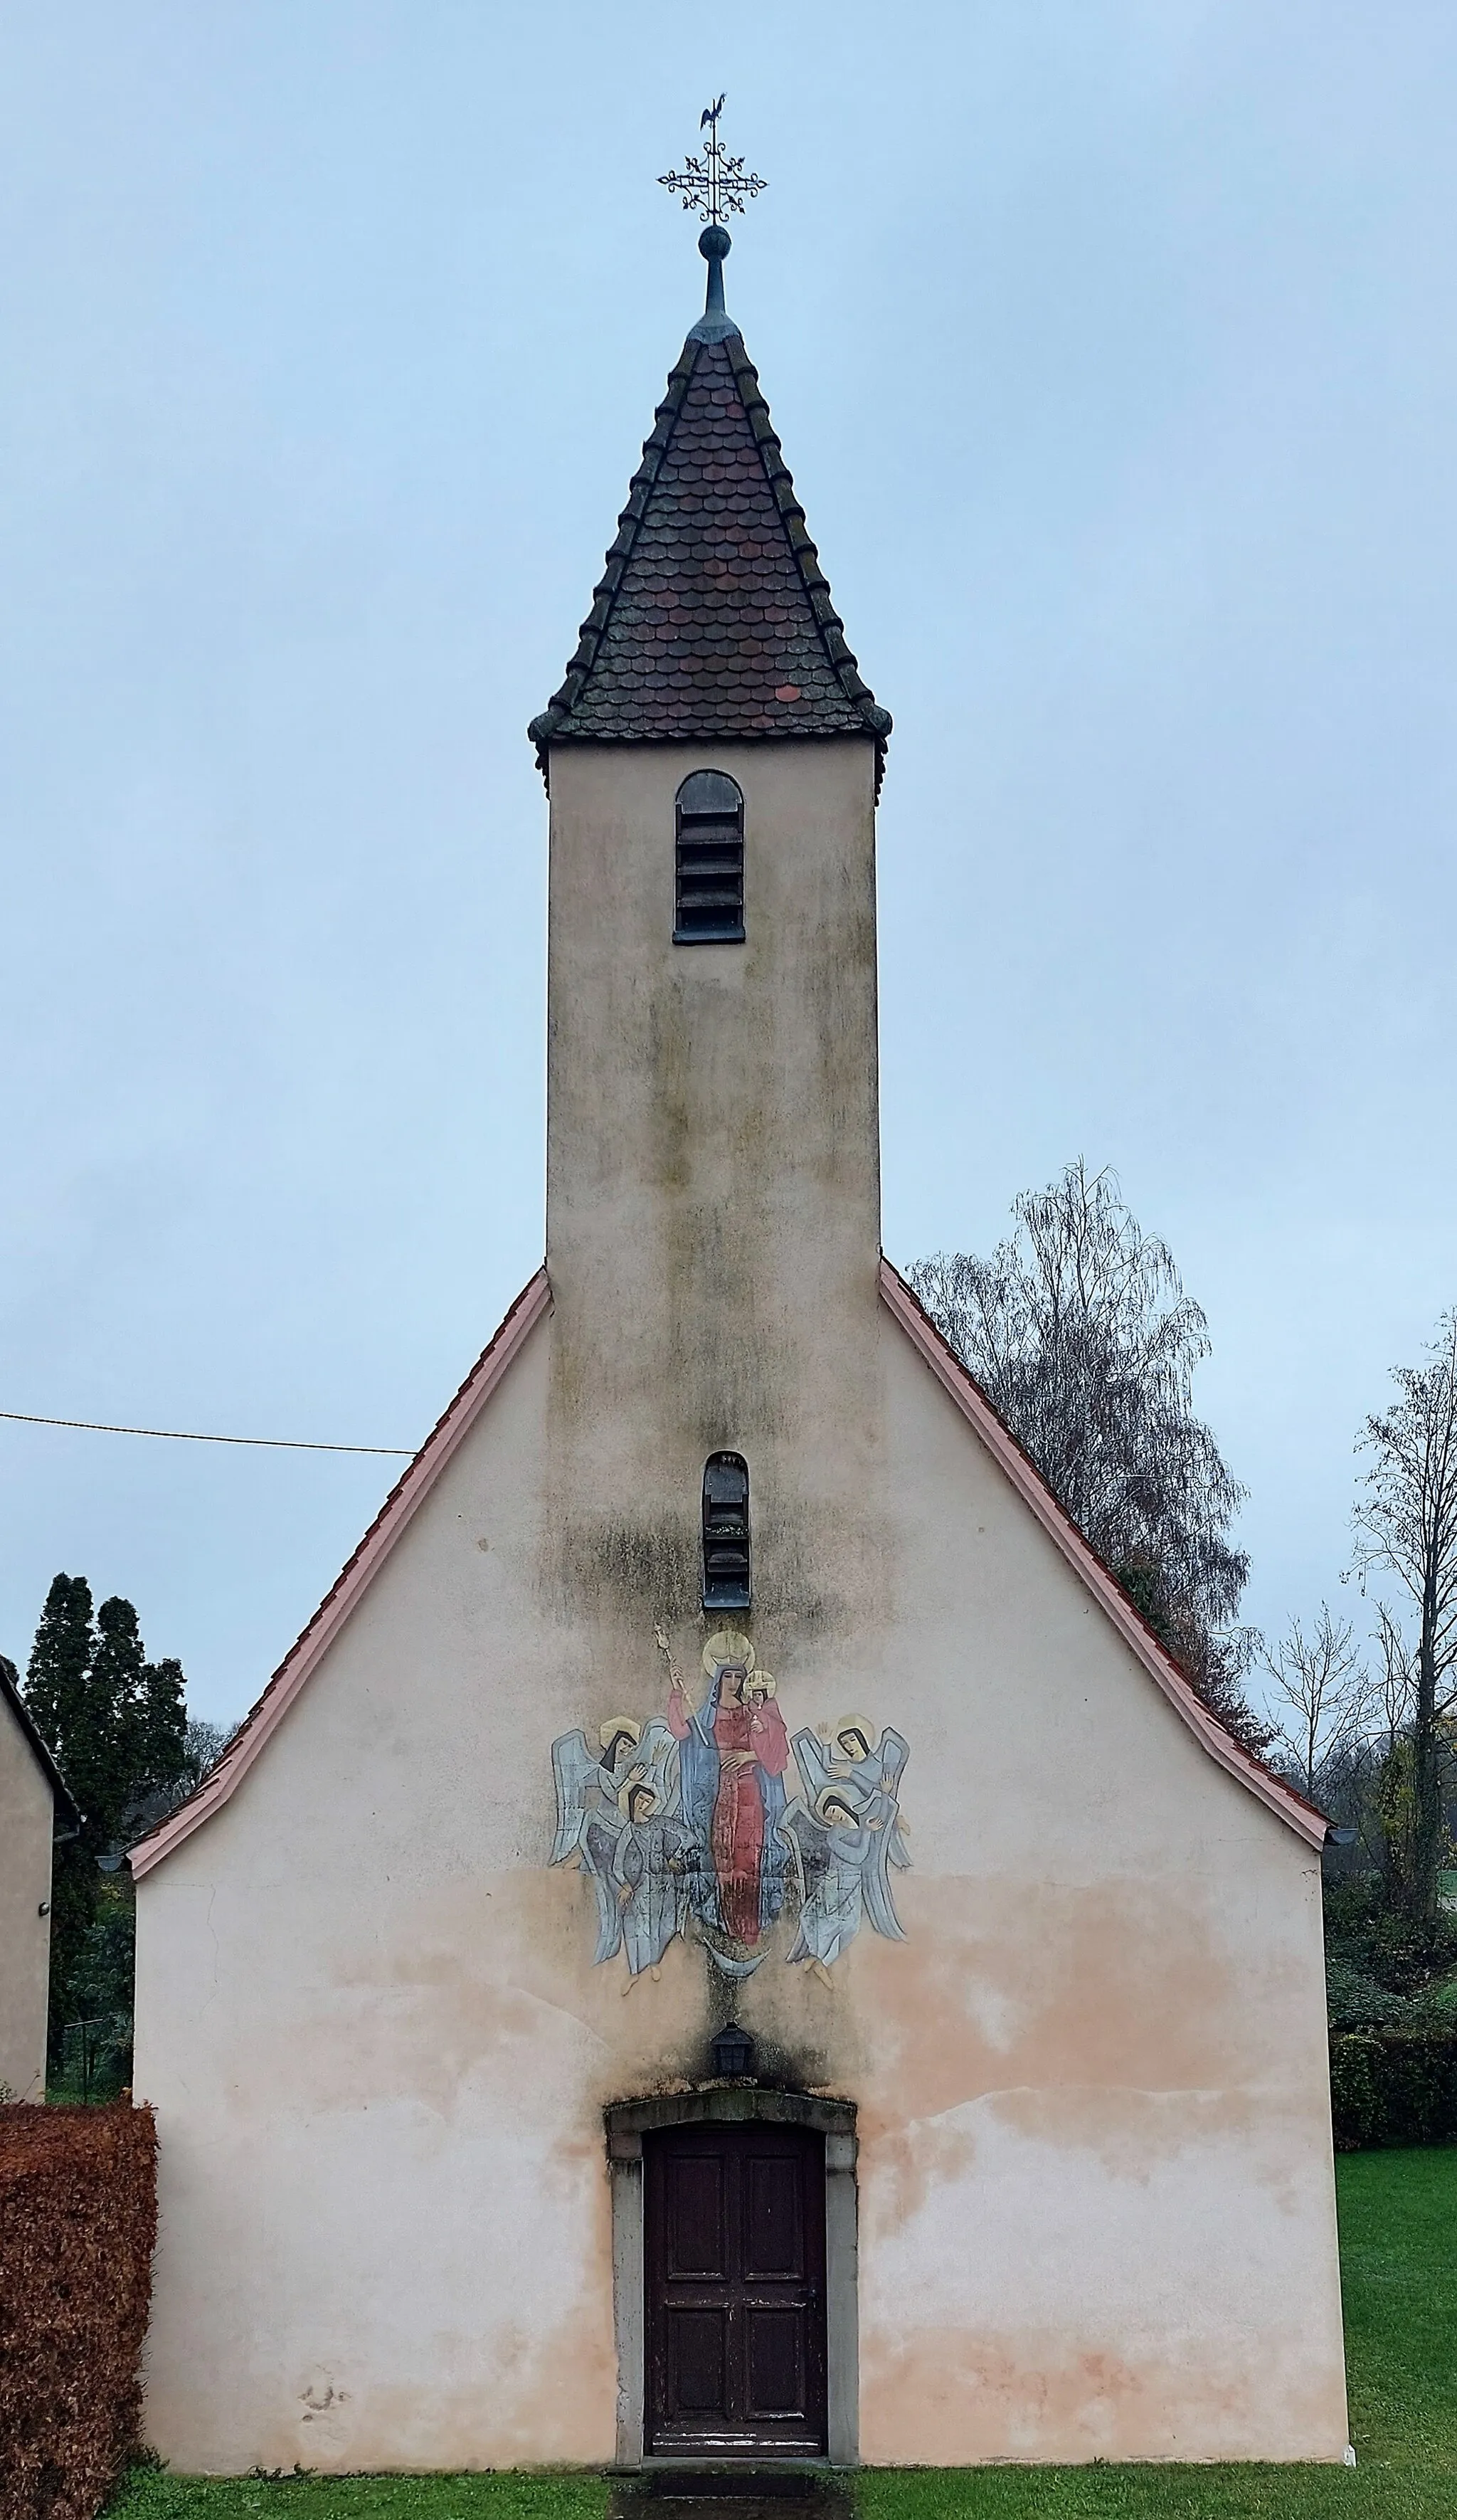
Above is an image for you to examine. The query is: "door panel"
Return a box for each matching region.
[667,2308,728,2415]
[746,2307,803,2415]
[668,2156,729,2278]
[645,2124,827,2457]
[743,2156,802,2277]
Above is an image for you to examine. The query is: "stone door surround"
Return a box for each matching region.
[606,2087,858,2469]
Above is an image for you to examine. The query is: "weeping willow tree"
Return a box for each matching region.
[908,1160,1271,1756]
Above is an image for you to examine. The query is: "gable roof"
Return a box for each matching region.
[129,1269,552,1880]
[0,1653,81,1830]
[879,1257,1328,1850]
[130,1254,1323,1877]
[528,325,890,774]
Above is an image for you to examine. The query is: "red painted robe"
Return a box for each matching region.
[707,1697,790,1946]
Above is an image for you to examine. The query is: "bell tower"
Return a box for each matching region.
[529,182,892,1651]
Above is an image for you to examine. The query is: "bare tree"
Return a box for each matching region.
[1352,1312,1457,1921]
[909,1160,1270,1754]
[1263,1606,1373,1801]
[1371,1607,1413,1755]
[181,1717,236,1786]
[130,1715,240,1831]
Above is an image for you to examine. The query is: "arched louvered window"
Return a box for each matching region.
[674,770,745,945]
[702,1452,751,1613]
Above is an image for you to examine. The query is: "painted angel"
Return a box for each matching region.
[609,1776,699,1983]
[549,1714,679,1863]
[795,1719,911,1872]
[780,1724,911,1981]
[550,1716,692,1979]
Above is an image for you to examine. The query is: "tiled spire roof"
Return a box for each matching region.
[528,305,890,776]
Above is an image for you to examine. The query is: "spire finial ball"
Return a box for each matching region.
[699,223,731,264]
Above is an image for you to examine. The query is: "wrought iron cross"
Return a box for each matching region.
[659,97,767,223]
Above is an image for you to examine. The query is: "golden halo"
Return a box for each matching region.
[599,1716,642,1756]
[744,1671,776,1699]
[833,1715,876,1760]
[702,1629,755,1678]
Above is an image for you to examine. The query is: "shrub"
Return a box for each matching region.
[1325,1872,1457,1998]
[0,2101,157,2520]
[1330,2028,1457,2150]
[1325,1953,1409,2032]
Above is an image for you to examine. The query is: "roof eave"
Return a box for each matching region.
[530,722,889,799]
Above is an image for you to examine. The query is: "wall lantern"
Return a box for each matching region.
[711,2021,756,2079]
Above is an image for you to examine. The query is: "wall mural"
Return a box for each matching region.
[549,1628,909,1986]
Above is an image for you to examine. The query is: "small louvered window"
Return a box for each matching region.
[674,769,745,945]
[702,1452,751,1613]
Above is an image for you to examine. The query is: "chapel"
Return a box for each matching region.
[132,167,1349,2473]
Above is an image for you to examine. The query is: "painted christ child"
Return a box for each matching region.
[667,1631,791,1947]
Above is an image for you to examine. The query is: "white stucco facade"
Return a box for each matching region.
[133,729,1347,2471]
[0,1670,58,2103]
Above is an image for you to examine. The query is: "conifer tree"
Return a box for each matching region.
[87,1595,152,1845]
[26,1576,99,2057]
[24,1573,190,2066]
[133,1653,188,1803]
[24,1573,96,1778]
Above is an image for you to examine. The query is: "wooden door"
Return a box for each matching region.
[644,2123,827,2457]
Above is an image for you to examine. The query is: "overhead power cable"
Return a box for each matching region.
[0,1410,415,1457]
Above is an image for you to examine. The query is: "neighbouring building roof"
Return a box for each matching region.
[131,1262,1327,1878]
[0,1652,81,1830]
[528,309,890,774]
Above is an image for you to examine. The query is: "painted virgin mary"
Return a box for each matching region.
[667,1630,791,1948]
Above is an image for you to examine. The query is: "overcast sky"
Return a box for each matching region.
[4,4,1455,1725]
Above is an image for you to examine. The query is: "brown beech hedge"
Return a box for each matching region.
[0,2102,157,2520]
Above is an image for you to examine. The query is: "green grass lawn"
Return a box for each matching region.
[109,2149,1457,2520]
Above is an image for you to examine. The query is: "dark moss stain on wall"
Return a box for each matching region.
[541,752,891,1648]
